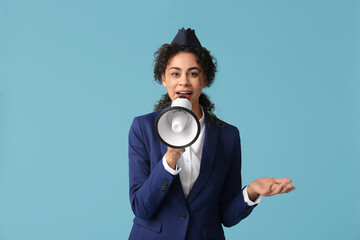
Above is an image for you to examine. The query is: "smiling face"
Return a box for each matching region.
[161,52,206,114]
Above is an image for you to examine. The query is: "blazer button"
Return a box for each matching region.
[180,213,187,220]
[160,185,167,192]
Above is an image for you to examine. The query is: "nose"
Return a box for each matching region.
[178,74,190,86]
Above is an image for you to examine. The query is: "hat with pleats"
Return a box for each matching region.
[171,28,202,47]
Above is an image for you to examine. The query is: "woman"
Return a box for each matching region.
[128,28,295,240]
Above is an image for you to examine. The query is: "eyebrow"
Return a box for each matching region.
[169,67,201,71]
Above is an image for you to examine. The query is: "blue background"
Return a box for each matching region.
[1,0,359,239]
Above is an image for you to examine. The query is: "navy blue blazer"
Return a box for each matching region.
[128,110,257,240]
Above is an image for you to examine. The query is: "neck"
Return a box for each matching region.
[192,103,203,120]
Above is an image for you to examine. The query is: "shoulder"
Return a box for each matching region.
[133,110,161,124]
[205,113,242,153]
[129,110,162,134]
[205,112,240,136]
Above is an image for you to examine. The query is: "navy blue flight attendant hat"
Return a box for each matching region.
[171,28,202,47]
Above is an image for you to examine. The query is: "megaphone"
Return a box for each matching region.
[155,95,200,149]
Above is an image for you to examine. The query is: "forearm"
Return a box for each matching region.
[220,187,256,227]
[130,158,176,219]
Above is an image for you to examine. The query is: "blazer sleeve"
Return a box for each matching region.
[219,128,257,227]
[128,117,177,219]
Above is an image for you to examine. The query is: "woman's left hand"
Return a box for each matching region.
[247,177,295,201]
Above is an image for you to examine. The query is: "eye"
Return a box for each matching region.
[171,72,180,77]
[189,72,198,77]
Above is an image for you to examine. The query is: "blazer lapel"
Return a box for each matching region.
[186,113,219,204]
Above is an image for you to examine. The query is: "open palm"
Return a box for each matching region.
[249,177,295,197]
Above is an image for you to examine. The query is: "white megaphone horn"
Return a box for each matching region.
[155,95,200,149]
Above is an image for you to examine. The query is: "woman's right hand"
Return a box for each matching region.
[165,147,185,170]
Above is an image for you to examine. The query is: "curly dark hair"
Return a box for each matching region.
[153,43,223,127]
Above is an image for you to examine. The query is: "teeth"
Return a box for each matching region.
[178,92,191,94]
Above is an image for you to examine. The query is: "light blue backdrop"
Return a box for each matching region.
[1,0,359,239]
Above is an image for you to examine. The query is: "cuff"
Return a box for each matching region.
[162,155,181,175]
[243,185,262,206]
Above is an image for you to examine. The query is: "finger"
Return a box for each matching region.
[168,148,186,153]
[270,180,285,191]
[280,184,294,194]
[285,186,296,193]
[270,182,286,195]
[274,178,292,185]
[168,146,185,151]
[178,148,186,154]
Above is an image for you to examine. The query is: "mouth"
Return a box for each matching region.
[176,91,192,97]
